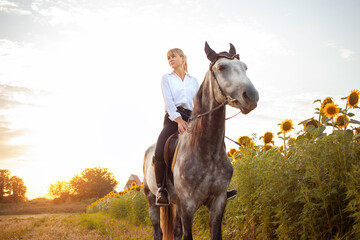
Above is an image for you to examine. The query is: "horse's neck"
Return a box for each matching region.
[190,72,226,151]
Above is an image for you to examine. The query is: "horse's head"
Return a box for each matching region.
[205,42,259,114]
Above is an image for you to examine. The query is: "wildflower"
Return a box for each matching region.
[320,97,333,113]
[263,132,273,144]
[347,89,360,108]
[323,103,339,118]
[280,119,293,134]
[335,114,349,129]
[227,148,237,157]
[304,118,319,130]
[238,136,252,147]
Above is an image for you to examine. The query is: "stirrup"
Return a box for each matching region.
[155,188,170,206]
[227,189,238,200]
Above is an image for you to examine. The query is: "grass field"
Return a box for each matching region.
[0,199,152,240]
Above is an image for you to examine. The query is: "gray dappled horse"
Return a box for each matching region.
[143,42,259,240]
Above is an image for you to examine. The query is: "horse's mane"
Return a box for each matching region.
[188,72,211,145]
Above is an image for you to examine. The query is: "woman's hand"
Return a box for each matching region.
[175,117,188,134]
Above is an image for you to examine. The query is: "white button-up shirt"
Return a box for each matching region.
[161,72,199,121]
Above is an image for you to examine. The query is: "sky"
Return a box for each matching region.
[1,0,359,199]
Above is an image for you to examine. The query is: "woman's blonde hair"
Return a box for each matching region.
[167,48,188,72]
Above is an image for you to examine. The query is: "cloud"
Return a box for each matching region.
[324,41,356,61]
[339,47,356,60]
[0,83,32,163]
[0,0,32,15]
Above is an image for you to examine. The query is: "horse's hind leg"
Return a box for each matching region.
[144,183,162,240]
[207,195,227,240]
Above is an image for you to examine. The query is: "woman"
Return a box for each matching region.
[154,48,237,206]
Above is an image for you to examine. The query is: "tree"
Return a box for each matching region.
[0,169,10,202]
[69,167,118,200]
[0,169,27,202]
[8,176,27,202]
[48,180,71,201]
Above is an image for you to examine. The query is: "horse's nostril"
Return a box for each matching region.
[243,91,250,102]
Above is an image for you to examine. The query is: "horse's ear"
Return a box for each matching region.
[229,43,236,55]
[205,41,217,62]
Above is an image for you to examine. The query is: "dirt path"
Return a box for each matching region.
[0,213,152,240]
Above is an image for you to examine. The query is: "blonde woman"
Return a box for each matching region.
[154,48,199,206]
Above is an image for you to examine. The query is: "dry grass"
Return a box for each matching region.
[0,213,152,240]
[0,198,92,215]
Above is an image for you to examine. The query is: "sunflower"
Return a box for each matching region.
[262,144,273,152]
[355,128,360,136]
[347,89,360,108]
[288,137,296,146]
[304,118,319,130]
[335,114,349,129]
[227,148,237,157]
[263,132,274,144]
[323,103,339,118]
[238,136,252,147]
[131,182,137,188]
[276,145,284,152]
[280,119,293,134]
[321,97,333,113]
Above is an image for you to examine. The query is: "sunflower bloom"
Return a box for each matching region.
[276,145,284,152]
[321,97,333,113]
[227,148,237,157]
[355,128,360,136]
[238,136,252,147]
[288,137,296,146]
[347,89,360,108]
[335,114,349,129]
[323,103,339,118]
[280,119,293,134]
[304,118,319,130]
[263,132,273,144]
[262,144,273,152]
[131,182,136,188]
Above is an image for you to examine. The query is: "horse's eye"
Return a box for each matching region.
[218,65,226,71]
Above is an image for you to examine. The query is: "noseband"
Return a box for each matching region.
[188,53,240,120]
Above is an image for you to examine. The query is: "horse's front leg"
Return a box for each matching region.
[179,202,198,240]
[207,193,227,240]
[144,183,162,240]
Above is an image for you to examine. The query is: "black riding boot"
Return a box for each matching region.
[153,157,170,206]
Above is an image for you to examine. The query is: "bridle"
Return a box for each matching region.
[188,53,241,121]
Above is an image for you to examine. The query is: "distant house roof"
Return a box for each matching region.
[123,174,141,190]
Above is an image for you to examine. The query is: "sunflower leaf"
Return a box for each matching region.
[298,118,313,125]
[341,96,348,100]
[349,119,360,125]
[313,99,321,104]
[348,113,355,117]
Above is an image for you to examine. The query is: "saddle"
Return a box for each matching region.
[163,132,179,184]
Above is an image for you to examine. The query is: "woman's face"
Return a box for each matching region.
[168,53,184,70]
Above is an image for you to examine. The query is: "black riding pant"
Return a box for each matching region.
[154,107,191,164]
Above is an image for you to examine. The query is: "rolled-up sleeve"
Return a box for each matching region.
[161,75,181,121]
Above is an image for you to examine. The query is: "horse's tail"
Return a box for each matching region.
[160,204,176,240]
